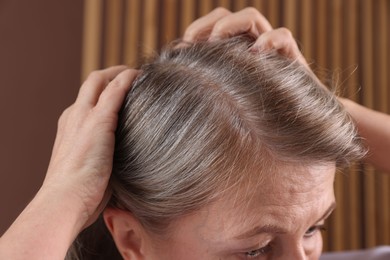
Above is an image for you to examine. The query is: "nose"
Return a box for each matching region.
[273,244,312,260]
[283,246,307,260]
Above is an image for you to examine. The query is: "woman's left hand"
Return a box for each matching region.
[182,7,308,68]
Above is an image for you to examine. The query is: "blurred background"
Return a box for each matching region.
[0,0,389,253]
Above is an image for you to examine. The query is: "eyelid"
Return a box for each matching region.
[242,240,271,252]
[304,223,327,238]
[317,202,336,223]
[244,243,272,258]
[305,206,334,238]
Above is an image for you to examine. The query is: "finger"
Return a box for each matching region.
[76,65,128,107]
[183,7,231,42]
[95,69,139,116]
[251,28,308,67]
[209,7,272,41]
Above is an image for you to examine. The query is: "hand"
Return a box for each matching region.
[43,66,139,228]
[182,7,309,68]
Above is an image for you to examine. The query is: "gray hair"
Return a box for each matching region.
[112,37,362,230]
[67,36,365,259]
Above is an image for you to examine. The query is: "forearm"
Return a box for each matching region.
[0,67,136,259]
[0,187,85,260]
[340,98,390,172]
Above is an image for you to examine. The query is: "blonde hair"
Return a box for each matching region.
[68,36,365,259]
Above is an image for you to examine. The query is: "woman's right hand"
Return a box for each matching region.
[43,66,139,228]
[0,66,139,260]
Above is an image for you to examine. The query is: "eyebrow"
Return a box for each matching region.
[234,201,337,240]
[316,201,337,223]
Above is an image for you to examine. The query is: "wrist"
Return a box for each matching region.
[0,184,87,259]
[37,182,90,234]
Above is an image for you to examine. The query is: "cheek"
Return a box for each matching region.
[304,232,323,259]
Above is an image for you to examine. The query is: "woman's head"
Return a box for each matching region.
[73,36,364,259]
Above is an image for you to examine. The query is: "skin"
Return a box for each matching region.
[0,7,389,260]
[105,163,336,260]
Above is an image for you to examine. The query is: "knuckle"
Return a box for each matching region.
[212,7,231,16]
[107,77,120,89]
[107,69,136,89]
[212,21,225,33]
[183,29,193,40]
[243,7,261,17]
[243,7,266,27]
[87,70,105,84]
[61,105,72,117]
[58,107,71,126]
[91,107,116,127]
[57,115,65,127]
[265,37,278,49]
[278,27,294,39]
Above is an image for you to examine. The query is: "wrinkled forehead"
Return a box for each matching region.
[259,163,336,194]
[215,162,336,217]
[194,163,336,239]
[163,163,336,248]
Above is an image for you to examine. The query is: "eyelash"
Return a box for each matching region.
[304,224,327,238]
[244,225,326,258]
[245,244,272,258]
[243,224,327,258]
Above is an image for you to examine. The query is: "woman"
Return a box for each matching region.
[67,33,363,259]
[0,8,388,260]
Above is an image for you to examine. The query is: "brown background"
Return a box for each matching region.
[1,0,389,253]
[0,1,83,234]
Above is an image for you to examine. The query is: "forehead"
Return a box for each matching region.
[223,162,335,206]
[170,163,336,243]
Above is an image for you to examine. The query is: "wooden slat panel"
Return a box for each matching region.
[347,164,363,249]
[180,0,196,36]
[123,0,141,67]
[82,0,104,80]
[103,0,123,67]
[300,0,313,63]
[315,0,328,83]
[251,0,267,15]
[376,0,388,113]
[199,0,214,16]
[142,0,158,56]
[360,0,377,248]
[233,0,248,12]
[160,0,178,45]
[283,0,297,36]
[343,0,361,250]
[375,0,389,245]
[344,0,359,102]
[330,0,344,251]
[267,0,280,27]
[217,0,231,10]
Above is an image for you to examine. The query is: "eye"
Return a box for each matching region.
[304,224,327,238]
[244,244,271,258]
